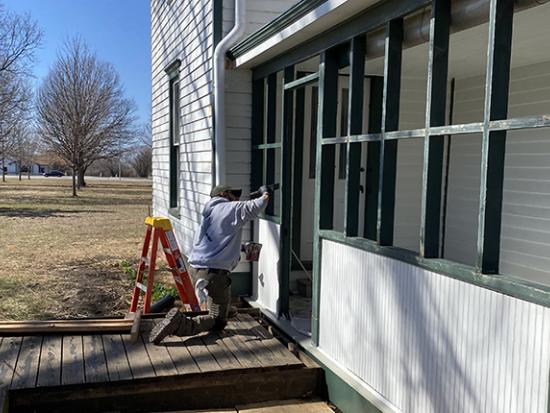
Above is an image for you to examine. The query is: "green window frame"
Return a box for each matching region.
[165,60,181,216]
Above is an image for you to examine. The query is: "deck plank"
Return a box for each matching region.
[201,333,242,370]
[62,335,85,385]
[37,335,62,387]
[162,335,200,375]
[141,334,178,377]
[11,336,42,389]
[102,335,132,381]
[224,319,276,368]
[122,333,156,379]
[0,336,22,387]
[237,315,302,367]
[184,334,220,372]
[82,335,109,383]
[218,323,262,369]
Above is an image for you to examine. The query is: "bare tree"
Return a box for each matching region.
[0,4,41,181]
[36,38,136,195]
[0,4,42,77]
[130,146,152,178]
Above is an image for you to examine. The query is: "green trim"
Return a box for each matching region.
[230,0,328,58]
[419,0,450,258]
[231,272,252,296]
[377,19,403,246]
[476,0,514,274]
[279,65,295,318]
[344,37,365,237]
[319,229,550,309]
[307,354,383,413]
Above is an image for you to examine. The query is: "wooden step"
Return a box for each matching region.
[9,366,324,413]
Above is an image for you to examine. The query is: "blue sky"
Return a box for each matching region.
[2,0,151,126]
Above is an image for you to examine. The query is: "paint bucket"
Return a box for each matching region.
[242,242,263,261]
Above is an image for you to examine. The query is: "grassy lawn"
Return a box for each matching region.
[0,177,156,320]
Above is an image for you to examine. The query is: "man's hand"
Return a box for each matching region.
[259,185,272,198]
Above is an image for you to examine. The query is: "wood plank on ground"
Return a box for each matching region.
[82,335,109,383]
[0,336,22,387]
[61,335,84,385]
[122,333,156,379]
[184,334,220,372]
[11,336,42,389]
[201,332,241,370]
[102,334,132,381]
[236,400,334,412]
[140,334,178,377]
[162,335,200,375]
[0,319,132,335]
[37,335,62,387]
[238,315,302,367]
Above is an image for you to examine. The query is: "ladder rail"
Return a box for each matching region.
[130,217,201,314]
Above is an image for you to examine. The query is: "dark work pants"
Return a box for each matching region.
[186,267,231,334]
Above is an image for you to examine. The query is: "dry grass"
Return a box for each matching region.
[0,177,154,320]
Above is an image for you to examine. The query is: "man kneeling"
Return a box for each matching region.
[149,185,270,344]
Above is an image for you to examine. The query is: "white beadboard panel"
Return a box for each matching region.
[319,239,550,413]
[250,219,281,314]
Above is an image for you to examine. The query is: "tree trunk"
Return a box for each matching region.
[77,169,86,187]
[1,156,5,182]
[27,167,31,180]
[72,166,77,196]
[18,162,22,181]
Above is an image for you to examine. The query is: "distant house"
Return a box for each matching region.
[3,159,44,175]
[152,0,550,412]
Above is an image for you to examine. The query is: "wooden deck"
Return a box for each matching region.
[0,314,323,413]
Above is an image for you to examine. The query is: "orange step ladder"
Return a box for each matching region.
[130,216,200,314]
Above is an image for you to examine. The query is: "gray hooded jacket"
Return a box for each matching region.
[188,196,268,271]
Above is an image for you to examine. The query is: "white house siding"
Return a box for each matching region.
[319,239,550,413]
[151,0,214,254]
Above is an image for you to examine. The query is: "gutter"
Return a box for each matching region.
[213,0,246,186]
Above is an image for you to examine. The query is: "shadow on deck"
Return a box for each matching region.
[0,314,324,413]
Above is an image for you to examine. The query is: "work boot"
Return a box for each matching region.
[228,305,238,318]
[149,307,183,344]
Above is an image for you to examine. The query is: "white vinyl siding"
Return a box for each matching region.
[151,0,214,254]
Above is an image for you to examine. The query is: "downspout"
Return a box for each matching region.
[213,0,246,186]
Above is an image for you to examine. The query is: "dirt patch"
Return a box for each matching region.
[0,177,157,320]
